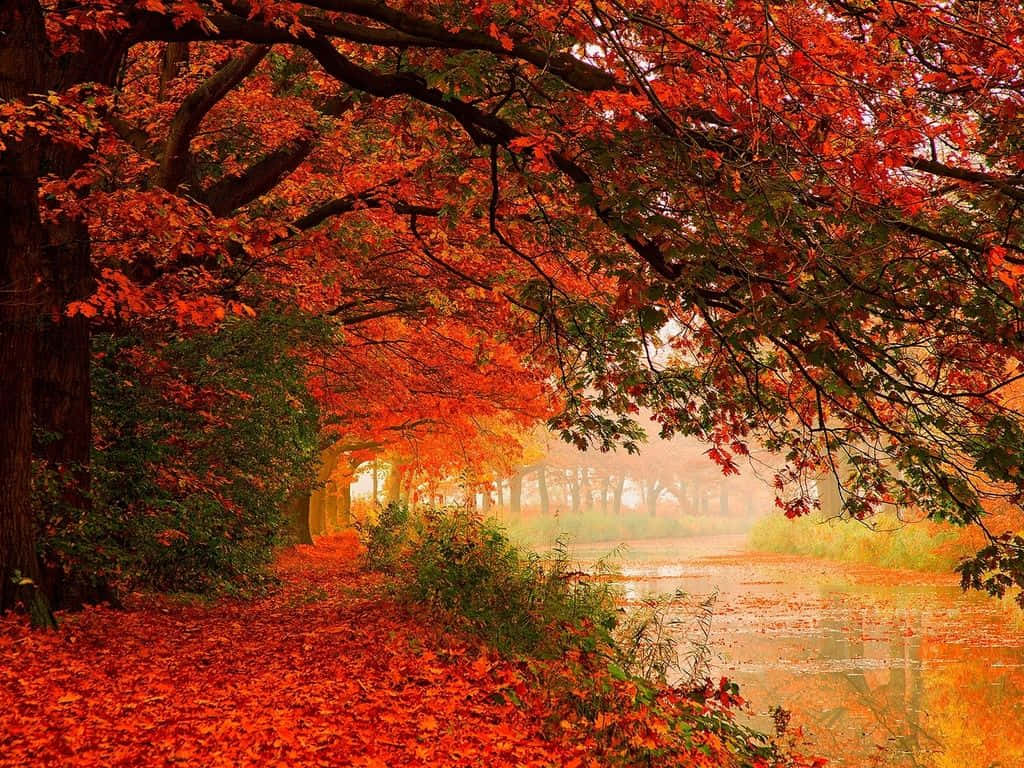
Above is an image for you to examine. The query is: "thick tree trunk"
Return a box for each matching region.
[0,0,56,628]
[34,204,96,609]
[509,473,522,516]
[496,480,504,511]
[324,480,339,531]
[309,489,326,536]
[286,491,313,545]
[30,34,123,611]
[385,461,406,504]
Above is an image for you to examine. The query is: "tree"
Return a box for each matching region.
[6,0,1024,622]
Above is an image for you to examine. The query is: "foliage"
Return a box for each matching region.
[0,532,821,768]
[363,509,816,767]
[361,500,411,571]
[37,312,322,595]
[9,0,1024,618]
[401,508,620,658]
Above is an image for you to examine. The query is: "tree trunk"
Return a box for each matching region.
[537,466,549,516]
[32,24,125,613]
[496,480,504,511]
[568,470,581,514]
[404,467,417,513]
[338,478,352,527]
[34,199,96,608]
[612,475,625,517]
[646,479,659,518]
[371,459,379,505]
[158,42,189,101]
[509,473,522,516]
[309,488,326,537]
[0,0,56,627]
[385,460,406,504]
[581,468,594,512]
[600,475,609,515]
[325,479,339,531]
[817,473,842,519]
[286,491,313,545]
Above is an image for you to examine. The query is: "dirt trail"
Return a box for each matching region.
[0,534,577,767]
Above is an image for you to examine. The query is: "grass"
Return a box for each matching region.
[747,510,973,572]
[502,507,752,549]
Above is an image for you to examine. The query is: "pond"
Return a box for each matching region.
[570,535,1024,768]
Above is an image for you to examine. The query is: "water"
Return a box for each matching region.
[571,535,1024,768]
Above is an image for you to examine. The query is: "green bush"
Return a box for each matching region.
[365,504,715,679]
[37,311,323,596]
[361,505,789,766]
[402,508,620,657]
[362,501,411,570]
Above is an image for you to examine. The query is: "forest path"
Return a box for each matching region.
[0,534,575,768]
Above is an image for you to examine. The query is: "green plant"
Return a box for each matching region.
[36,311,323,598]
[366,505,801,766]
[361,501,411,570]
[402,508,619,657]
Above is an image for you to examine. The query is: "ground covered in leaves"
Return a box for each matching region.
[1,534,598,767]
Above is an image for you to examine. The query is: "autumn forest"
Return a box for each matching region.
[3,0,1024,766]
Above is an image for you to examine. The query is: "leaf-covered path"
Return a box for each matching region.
[0,534,586,767]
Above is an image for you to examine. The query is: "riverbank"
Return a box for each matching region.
[1,531,812,768]
[746,512,971,573]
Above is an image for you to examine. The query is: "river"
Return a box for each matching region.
[570,535,1024,768]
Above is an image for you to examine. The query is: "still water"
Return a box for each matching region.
[571,535,1024,768]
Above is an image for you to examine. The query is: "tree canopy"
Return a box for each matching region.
[4,0,1024,621]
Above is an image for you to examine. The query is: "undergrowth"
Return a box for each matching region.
[361,503,818,768]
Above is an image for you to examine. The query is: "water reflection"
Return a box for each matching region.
[580,536,1024,768]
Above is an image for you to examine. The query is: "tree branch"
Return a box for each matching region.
[155,44,269,193]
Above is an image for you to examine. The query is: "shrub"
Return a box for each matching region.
[36,311,323,597]
[362,501,411,570]
[400,508,619,657]
[365,506,801,767]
